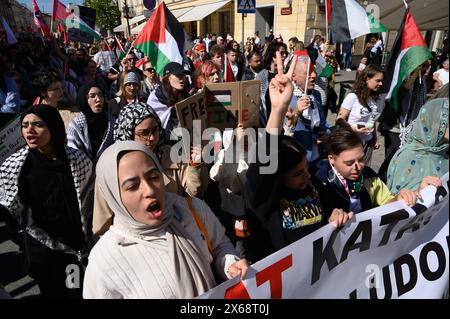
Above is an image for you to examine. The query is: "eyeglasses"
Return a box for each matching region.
[135,127,159,140]
[126,58,137,62]
[21,120,46,129]
[145,68,155,73]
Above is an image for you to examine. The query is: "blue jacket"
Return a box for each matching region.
[287,90,327,161]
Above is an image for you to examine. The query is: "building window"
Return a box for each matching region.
[219,11,230,36]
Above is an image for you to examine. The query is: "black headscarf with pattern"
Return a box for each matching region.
[113,101,164,155]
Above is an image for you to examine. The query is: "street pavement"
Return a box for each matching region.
[0,221,40,298]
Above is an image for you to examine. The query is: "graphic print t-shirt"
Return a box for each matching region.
[279,184,325,244]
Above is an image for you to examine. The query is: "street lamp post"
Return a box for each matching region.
[123,0,132,37]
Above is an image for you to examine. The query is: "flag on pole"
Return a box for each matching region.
[223,56,236,82]
[52,0,71,22]
[114,35,126,61]
[315,54,333,78]
[57,23,67,44]
[383,9,431,111]
[32,0,51,38]
[52,0,101,40]
[133,1,185,76]
[330,0,387,43]
[326,0,331,24]
[1,17,17,45]
[135,56,148,70]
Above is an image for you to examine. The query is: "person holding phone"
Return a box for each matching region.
[337,64,383,165]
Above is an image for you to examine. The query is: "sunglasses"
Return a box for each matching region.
[145,68,156,73]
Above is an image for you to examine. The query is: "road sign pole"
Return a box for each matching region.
[242,14,245,49]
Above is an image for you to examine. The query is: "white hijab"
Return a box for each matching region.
[95,141,216,298]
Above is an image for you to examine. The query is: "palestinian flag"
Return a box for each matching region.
[114,35,126,61]
[32,0,50,38]
[133,2,185,76]
[331,0,387,43]
[384,9,431,111]
[315,54,333,78]
[52,0,101,40]
[304,48,331,78]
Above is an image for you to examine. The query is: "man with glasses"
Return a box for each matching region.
[142,61,160,98]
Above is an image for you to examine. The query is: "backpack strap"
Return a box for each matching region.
[185,197,215,258]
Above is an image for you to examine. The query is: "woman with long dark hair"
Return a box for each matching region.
[336,64,383,165]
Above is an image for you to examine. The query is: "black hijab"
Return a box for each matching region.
[21,104,68,163]
[19,104,85,250]
[76,82,108,157]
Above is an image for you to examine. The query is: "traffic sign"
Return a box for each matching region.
[143,0,156,11]
[237,0,256,14]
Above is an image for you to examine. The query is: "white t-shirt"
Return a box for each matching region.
[93,51,118,72]
[341,93,378,142]
[434,68,449,86]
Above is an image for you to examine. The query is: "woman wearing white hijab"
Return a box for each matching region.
[83,141,248,298]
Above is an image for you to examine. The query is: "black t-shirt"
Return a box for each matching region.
[278,182,326,245]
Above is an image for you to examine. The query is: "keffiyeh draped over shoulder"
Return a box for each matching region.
[387,98,449,194]
[95,141,216,298]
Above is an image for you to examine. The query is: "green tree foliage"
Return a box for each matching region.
[84,0,121,32]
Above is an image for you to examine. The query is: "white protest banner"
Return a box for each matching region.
[199,173,449,299]
[0,115,25,164]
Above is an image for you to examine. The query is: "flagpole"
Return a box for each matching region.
[50,0,55,35]
[304,56,311,94]
[325,0,329,42]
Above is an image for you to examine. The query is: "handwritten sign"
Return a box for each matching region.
[175,91,208,141]
[204,80,261,131]
[0,115,25,164]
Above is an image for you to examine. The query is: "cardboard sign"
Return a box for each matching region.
[175,90,208,140]
[204,80,260,131]
[0,115,25,164]
[240,80,260,128]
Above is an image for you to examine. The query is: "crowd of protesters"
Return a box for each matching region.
[0,28,448,299]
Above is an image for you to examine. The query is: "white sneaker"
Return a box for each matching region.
[346,68,351,72]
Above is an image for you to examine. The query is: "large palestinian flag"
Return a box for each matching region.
[133,2,185,76]
[52,0,101,40]
[331,0,387,43]
[384,9,431,111]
